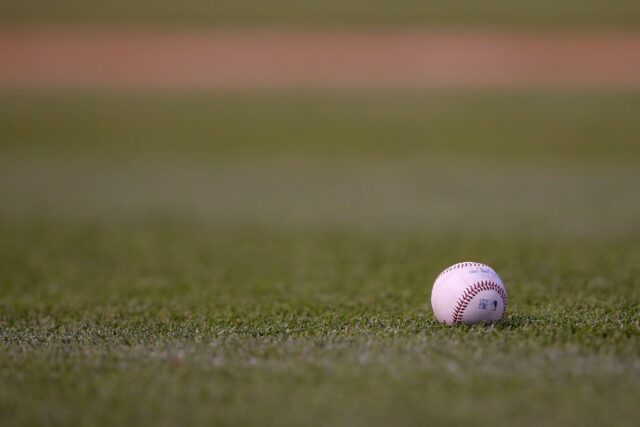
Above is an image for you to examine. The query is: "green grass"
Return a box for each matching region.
[1,92,639,234]
[1,225,639,427]
[3,92,640,161]
[1,91,639,426]
[2,0,640,28]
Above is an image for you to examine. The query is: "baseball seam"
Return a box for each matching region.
[450,281,507,324]
[437,262,492,279]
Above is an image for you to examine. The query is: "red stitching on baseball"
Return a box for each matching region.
[450,281,507,324]
[437,262,492,279]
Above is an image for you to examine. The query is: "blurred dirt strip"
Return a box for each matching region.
[1,28,640,89]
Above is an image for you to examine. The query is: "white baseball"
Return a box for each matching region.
[431,262,507,325]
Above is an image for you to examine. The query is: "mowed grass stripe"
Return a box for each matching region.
[1,0,640,27]
[2,91,640,161]
[1,92,639,236]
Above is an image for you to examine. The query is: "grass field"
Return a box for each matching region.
[2,0,640,27]
[1,92,639,426]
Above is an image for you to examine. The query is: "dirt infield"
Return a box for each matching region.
[1,28,640,89]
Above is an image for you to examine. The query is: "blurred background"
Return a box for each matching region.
[1,1,639,237]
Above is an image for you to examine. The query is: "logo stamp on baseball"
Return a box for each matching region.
[431,262,507,325]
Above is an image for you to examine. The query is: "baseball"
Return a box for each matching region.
[431,262,507,325]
